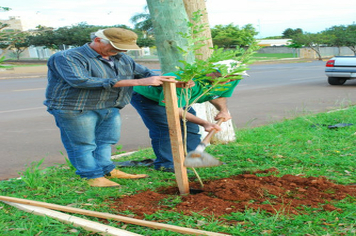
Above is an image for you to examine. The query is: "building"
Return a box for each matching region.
[0,16,23,31]
[257,39,292,47]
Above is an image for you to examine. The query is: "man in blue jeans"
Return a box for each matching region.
[45,28,176,187]
[131,60,242,172]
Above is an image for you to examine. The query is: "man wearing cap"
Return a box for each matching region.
[45,27,176,187]
[130,60,243,172]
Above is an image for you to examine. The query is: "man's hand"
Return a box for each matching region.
[209,97,231,122]
[202,122,222,132]
[176,80,195,88]
[138,76,177,86]
[214,111,232,122]
[113,76,177,88]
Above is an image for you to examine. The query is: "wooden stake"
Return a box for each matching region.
[0,196,228,236]
[162,80,190,195]
[3,201,141,236]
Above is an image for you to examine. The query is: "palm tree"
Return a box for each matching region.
[130,6,153,38]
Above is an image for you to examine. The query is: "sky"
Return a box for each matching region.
[1,0,356,38]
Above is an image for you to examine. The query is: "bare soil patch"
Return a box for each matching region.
[109,169,356,219]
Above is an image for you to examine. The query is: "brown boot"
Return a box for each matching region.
[87,177,120,187]
[106,169,149,179]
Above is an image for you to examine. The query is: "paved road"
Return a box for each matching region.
[1,60,355,180]
[230,61,356,128]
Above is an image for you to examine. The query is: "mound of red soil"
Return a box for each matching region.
[109,169,356,219]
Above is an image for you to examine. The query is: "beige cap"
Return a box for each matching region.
[95,28,140,50]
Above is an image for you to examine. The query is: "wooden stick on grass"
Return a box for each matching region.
[3,201,141,236]
[0,195,229,236]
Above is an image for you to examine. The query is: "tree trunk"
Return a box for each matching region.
[310,45,322,60]
[183,0,236,143]
[348,46,356,55]
[182,0,213,59]
[146,0,194,74]
[0,44,12,58]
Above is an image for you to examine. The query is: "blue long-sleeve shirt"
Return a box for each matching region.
[44,44,156,110]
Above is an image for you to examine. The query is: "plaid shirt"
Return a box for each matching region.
[44,44,156,110]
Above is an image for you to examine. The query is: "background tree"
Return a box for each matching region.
[0,6,13,58]
[129,6,156,49]
[130,6,153,37]
[29,23,101,49]
[0,29,32,60]
[211,23,258,48]
[136,36,155,48]
[0,29,33,60]
[8,31,31,60]
[322,25,347,55]
[27,26,57,50]
[0,24,12,57]
[286,40,303,58]
[29,23,132,50]
[290,32,328,60]
[263,36,282,39]
[282,28,303,38]
[130,5,260,51]
[0,21,9,31]
[0,6,11,11]
[344,24,356,55]
[0,7,10,32]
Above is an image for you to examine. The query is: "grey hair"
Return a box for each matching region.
[90,31,110,44]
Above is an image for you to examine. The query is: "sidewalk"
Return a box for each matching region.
[0,60,161,79]
[0,65,47,79]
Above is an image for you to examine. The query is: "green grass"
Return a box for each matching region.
[1,106,356,235]
[252,53,296,61]
[5,63,46,68]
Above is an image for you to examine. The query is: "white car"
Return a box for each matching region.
[325,56,356,85]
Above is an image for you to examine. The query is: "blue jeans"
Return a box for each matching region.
[48,108,120,179]
[131,92,201,170]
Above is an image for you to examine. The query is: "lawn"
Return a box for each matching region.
[0,106,355,235]
[252,53,296,61]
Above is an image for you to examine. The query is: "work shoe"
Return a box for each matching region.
[114,159,154,167]
[156,167,175,173]
[156,167,193,174]
[106,169,149,179]
[87,177,120,187]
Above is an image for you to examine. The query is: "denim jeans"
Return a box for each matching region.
[48,108,120,179]
[131,92,201,170]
